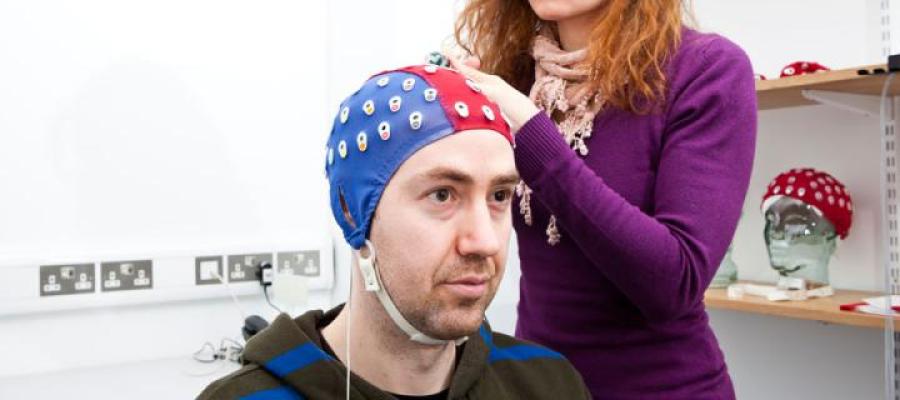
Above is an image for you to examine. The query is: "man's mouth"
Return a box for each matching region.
[442,275,489,298]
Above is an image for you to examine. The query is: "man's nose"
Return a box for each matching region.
[457,201,501,258]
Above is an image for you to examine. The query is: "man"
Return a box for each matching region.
[199,65,590,399]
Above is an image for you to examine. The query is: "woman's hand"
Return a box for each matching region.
[449,57,541,134]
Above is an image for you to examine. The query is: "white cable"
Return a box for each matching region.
[360,240,466,346]
[211,270,248,321]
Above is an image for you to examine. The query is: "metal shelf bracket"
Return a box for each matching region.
[801,89,882,117]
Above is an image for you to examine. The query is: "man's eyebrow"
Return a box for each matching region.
[414,167,474,185]
[410,167,520,187]
[491,172,521,186]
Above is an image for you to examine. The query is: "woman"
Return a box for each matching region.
[452,1,756,398]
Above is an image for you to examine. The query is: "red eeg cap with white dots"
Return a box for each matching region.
[761,168,853,239]
[779,61,830,78]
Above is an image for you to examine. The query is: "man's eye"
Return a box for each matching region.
[430,189,452,203]
[493,189,512,203]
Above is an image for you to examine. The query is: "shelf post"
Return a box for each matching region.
[881,75,900,400]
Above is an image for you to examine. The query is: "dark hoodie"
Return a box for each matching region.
[198,305,591,399]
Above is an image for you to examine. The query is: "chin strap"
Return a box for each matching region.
[356,240,468,346]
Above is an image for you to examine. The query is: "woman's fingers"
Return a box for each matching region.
[447,54,541,133]
[449,57,490,83]
[463,56,481,69]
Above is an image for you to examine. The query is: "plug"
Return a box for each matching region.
[256,261,274,287]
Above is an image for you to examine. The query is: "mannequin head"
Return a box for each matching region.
[764,196,837,287]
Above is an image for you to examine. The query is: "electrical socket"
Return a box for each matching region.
[40,263,95,296]
[195,256,224,285]
[100,260,153,292]
[226,253,272,283]
[276,250,320,277]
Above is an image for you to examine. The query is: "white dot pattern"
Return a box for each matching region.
[409,111,423,130]
[378,122,391,141]
[338,141,348,158]
[455,101,469,118]
[482,105,495,121]
[402,78,416,92]
[389,96,402,113]
[423,88,438,102]
[466,79,481,93]
[357,132,368,152]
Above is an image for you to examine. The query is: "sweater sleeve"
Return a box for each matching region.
[513,37,757,322]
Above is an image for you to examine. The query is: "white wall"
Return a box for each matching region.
[0,0,334,396]
[0,0,891,399]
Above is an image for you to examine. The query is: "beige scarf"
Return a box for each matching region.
[518,27,604,245]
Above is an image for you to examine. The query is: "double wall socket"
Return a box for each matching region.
[40,263,95,296]
[226,253,272,283]
[195,256,224,285]
[100,260,153,292]
[276,250,321,277]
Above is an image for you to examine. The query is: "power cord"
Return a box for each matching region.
[189,260,284,373]
[263,285,282,313]
[185,337,245,377]
[192,342,218,364]
[257,261,282,314]
[210,269,247,320]
[238,260,278,341]
[191,338,244,364]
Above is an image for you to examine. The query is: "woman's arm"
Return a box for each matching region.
[512,37,757,322]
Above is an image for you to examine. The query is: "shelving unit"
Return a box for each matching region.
[757,64,900,110]
[705,65,900,334]
[705,282,895,329]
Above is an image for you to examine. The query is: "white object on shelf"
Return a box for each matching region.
[725,283,834,301]
[853,295,900,316]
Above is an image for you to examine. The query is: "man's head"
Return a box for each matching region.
[325,65,516,342]
[370,129,517,339]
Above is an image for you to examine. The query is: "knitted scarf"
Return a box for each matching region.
[518,27,603,245]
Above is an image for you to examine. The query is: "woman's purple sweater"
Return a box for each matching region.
[512,30,756,399]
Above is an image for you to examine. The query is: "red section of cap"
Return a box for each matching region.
[780,61,830,78]
[397,65,513,144]
[761,168,853,239]
[839,302,866,312]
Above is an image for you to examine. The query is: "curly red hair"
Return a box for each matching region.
[455,0,691,114]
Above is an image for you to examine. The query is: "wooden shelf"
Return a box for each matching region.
[757,64,900,110]
[705,282,898,330]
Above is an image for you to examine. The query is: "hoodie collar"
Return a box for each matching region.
[242,305,492,399]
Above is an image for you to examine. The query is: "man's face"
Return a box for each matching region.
[369,129,517,340]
